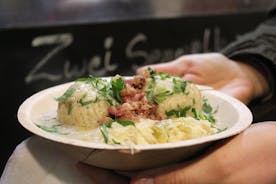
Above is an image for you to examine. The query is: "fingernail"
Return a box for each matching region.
[134,178,154,184]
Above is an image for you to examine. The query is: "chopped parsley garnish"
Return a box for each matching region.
[111,75,126,103]
[159,73,171,80]
[115,119,135,127]
[76,76,106,88]
[112,139,121,144]
[68,102,73,115]
[173,78,187,93]
[76,76,118,106]
[202,101,213,114]
[99,119,135,143]
[146,79,174,104]
[97,84,115,105]
[100,123,109,143]
[152,90,173,104]
[79,93,98,106]
[36,124,60,133]
[147,67,171,80]
[166,106,191,117]
[147,67,156,77]
[145,69,191,104]
[217,127,227,133]
[192,107,216,124]
[202,99,218,123]
[55,87,76,102]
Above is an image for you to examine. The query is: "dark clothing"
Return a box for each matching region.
[221,6,276,122]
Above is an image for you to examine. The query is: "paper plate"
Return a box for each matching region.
[17,80,252,170]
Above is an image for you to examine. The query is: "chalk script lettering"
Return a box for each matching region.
[127,27,225,70]
[104,37,117,71]
[87,56,107,76]
[64,60,86,79]
[26,34,118,84]
[126,33,183,70]
[25,27,225,84]
[125,33,149,70]
[203,28,211,52]
[214,26,221,51]
[25,33,73,84]
[85,36,118,76]
[62,36,117,78]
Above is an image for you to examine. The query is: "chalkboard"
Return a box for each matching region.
[0,12,267,172]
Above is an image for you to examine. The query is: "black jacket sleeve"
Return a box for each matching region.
[220,5,276,122]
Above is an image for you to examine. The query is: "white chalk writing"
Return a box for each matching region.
[25,27,225,84]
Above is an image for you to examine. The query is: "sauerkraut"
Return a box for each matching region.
[102,117,217,145]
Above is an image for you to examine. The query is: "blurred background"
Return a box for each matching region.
[0,0,275,174]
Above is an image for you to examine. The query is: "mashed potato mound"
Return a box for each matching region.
[57,81,113,128]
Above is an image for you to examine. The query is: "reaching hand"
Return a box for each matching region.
[136,53,269,104]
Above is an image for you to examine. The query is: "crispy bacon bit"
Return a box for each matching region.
[108,74,161,121]
[132,75,146,89]
[125,75,146,89]
[99,116,113,124]
[141,69,151,78]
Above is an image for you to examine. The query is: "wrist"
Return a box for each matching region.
[237,61,270,101]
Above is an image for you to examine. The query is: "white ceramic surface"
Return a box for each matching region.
[17,81,253,171]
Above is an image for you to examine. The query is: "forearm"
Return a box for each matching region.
[221,9,276,65]
[221,14,276,97]
[235,60,270,101]
[220,10,276,122]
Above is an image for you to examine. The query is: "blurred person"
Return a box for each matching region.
[77,4,276,184]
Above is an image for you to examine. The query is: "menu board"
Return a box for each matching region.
[0,12,266,172]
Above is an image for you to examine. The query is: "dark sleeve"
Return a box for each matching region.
[220,6,276,122]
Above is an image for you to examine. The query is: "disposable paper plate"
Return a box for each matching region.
[17,80,252,171]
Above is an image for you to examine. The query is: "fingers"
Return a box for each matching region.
[136,61,187,77]
[182,73,204,84]
[76,162,129,184]
[136,63,176,75]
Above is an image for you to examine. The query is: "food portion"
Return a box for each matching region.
[101,117,217,145]
[56,78,117,128]
[37,68,221,146]
[143,69,202,119]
